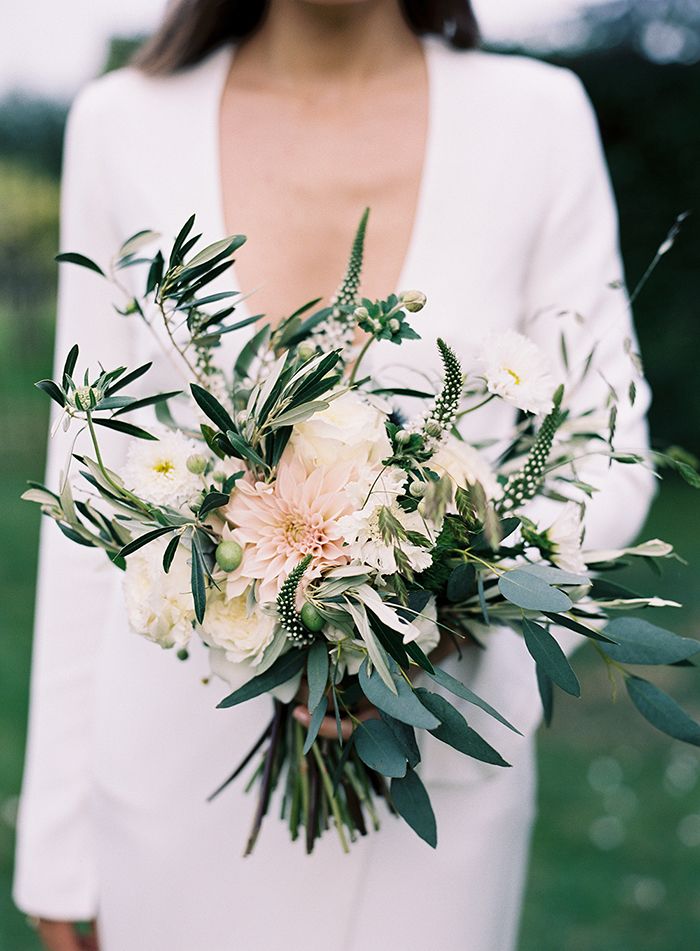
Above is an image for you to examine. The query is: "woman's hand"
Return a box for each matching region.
[36,919,98,951]
[292,700,376,741]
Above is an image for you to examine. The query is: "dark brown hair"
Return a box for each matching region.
[133,0,480,74]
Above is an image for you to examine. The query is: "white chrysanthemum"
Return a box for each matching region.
[476,331,556,415]
[430,435,500,501]
[544,503,586,574]
[123,540,194,649]
[122,429,204,508]
[199,591,276,666]
[287,390,391,470]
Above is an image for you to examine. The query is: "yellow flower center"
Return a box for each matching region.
[505,367,521,386]
[153,459,175,475]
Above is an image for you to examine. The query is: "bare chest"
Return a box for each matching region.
[219,72,428,321]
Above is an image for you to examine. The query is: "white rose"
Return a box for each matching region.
[430,435,501,502]
[123,539,194,649]
[199,591,276,666]
[288,390,391,470]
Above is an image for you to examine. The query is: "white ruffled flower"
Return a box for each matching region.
[544,503,586,574]
[122,429,204,508]
[338,468,432,576]
[476,331,555,415]
[123,539,194,649]
[288,390,391,470]
[429,435,500,501]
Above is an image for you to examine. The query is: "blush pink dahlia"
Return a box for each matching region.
[224,457,357,602]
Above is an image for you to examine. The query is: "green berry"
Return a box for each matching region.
[215,540,243,572]
[300,602,325,632]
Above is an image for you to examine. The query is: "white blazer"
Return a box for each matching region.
[14,37,654,951]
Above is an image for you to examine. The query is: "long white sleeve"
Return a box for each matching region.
[14,82,134,919]
[519,71,655,542]
[520,70,655,649]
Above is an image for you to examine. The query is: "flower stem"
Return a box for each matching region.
[348,334,374,386]
[311,743,350,854]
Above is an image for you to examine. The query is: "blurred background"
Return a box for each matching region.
[0,1,698,948]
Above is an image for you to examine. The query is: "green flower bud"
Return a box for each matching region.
[212,469,227,485]
[188,490,206,513]
[72,385,102,411]
[176,648,189,661]
[424,420,443,439]
[354,306,370,322]
[388,318,401,334]
[215,540,243,572]
[300,602,325,633]
[186,453,207,475]
[400,290,427,312]
[297,342,316,362]
[409,480,427,498]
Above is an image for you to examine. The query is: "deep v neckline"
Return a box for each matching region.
[202,36,441,328]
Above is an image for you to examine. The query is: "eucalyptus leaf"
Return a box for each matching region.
[498,568,572,612]
[544,612,617,644]
[379,712,421,768]
[427,666,522,735]
[522,619,581,697]
[306,641,329,713]
[416,689,510,767]
[303,696,329,755]
[517,564,590,586]
[354,719,408,778]
[390,768,437,848]
[447,563,477,602]
[359,658,440,729]
[626,676,700,747]
[602,618,700,666]
[536,665,554,726]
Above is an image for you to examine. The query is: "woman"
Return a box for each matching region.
[14,2,655,949]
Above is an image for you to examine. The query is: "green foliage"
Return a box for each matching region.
[390,768,437,847]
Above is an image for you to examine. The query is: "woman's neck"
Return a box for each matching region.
[236,0,420,91]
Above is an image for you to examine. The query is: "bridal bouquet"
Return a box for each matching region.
[27,212,700,854]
